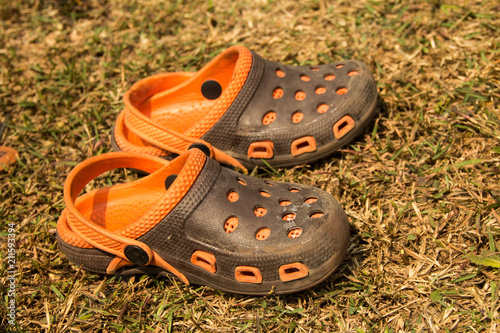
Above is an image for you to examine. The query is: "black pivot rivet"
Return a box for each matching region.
[201,80,222,100]
[124,245,150,266]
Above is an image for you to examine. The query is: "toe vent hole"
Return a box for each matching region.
[336,64,344,69]
[276,69,285,77]
[265,181,275,187]
[191,250,217,273]
[304,197,317,204]
[315,86,326,95]
[260,190,271,197]
[310,212,324,218]
[227,191,239,202]
[317,103,329,114]
[289,187,300,193]
[291,136,317,156]
[279,262,309,282]
[273,88,283,99]
[279,199,292,206]
[255,227,270,240]
[248,141,274,159]
[224,216,239,233]
[300,75,310,81]
[235,266,263,284]
[262,111,277,125]
[254,207,267,217]
[237,178,247,186]
[324,74,335,81]
[295,91,306,101]
[292,111,304,124]
[282,213,296,221]
[333,115,355,139]
[348,70,358,76]
[288,228,302,239]
[310,67,319,71]
[336,87,348,95]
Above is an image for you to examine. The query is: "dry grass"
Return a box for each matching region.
[1,0,499,332]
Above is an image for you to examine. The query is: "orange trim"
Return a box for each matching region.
[291,136,317,156]
[235,266,263,284]
[279,262,309,282]
[153,252,189,284]
[191,250,217,274]
[248,141,274,159]
[106,257,133,274]
[333,115,355,139]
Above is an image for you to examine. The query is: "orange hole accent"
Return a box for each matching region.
[348,70,358,76]
[260,190,271,197]
[324,74,335,81]
[279,200,292,206]
[304,197,317,204]
[254,207,267,217]
[262,111,277,125]
[317,104,329,114]
[300,75,310,82]
[291,136,317,157]
[292,111,304,124]
[224,216,239,233]
[276,69,285,77]
[295,91,306,101]
[310,67,319,71]
[248,141,274,159]
[289,188,300,193]
[237,178,247,186]
[288,228,302,239]
[273,88,283,99]
[282,213,296,221]
[265,181,275,186]
[310,212,324,218]
[235,266,263,284]
[336,87,348,95]
[279,262,309,282]
[315,86,326,95]
[255,227,271,240]
[336,64,344,68]
[191,250,217,273]
[227,191,239,202]
[333,115,355,140]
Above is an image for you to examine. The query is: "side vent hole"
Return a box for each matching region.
[235,266,263,283]
[333,115,355,139]
[279,262,309,282]
[191,251,217,273]
[248,141,274,159]
[291,136,317,156]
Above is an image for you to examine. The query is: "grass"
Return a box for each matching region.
[1,0,499,331]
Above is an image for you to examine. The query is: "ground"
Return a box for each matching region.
[0,0,499,332]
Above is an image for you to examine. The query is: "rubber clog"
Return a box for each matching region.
[112,45,378,171]
[57,147,350,295]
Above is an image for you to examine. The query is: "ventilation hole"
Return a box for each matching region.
[291,136,317,157]
[324,74,335,81]
[315,86,326,95]
[273,88,283,99]
[237,178,247,186]
[282,213,296,221]
[336,64,344,68]
[279,200,292,206]
[279,262,309,282]
[224,216,239,233]
[289,188,300,193]
[288,228,302,239]
[255,227,271,240]
[265,181,275,186]
[235,266,263,283]
[276,69,285,77]
[292,111,304,124]
[304,197,317,204]
[295,91,306,101]
[300,75,310,82]
[254,207,267,217]
[336,87,348,95]
[248,141,274,159]
[262,111,277,125]
[310,67,319,71]
[191,251,217,273]
[333,115,355,139]
[348,70,358,76]
[227,191,239,202]
[310,212,324,218]
[201,80,222,100]
[260,190,271,197]
[317,104,329,114]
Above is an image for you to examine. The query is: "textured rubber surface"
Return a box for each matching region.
[57,151,350,295]
[112,46,378,168]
